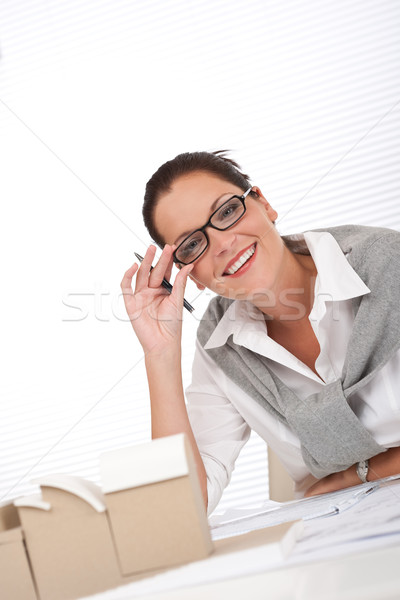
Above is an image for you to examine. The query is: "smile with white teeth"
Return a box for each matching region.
[225,244,256,275]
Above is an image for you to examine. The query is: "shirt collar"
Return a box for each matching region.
[204,300,266,350]
[303,230,370,302]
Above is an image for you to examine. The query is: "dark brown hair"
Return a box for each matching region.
[142,150,255,246]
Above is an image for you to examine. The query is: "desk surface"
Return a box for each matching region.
[140,543,400,600]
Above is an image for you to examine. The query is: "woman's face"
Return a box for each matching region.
[154,171,288,301]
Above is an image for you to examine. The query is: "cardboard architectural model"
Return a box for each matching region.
[0,501,37,600]
[14,474,130,600]
[7,434,213,600]
[101,433,213,574]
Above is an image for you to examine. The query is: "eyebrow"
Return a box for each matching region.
[174,192,236,245]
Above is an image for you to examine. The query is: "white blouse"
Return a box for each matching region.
[186,231,400,514]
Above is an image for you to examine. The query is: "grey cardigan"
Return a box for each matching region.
[197,225,400,478]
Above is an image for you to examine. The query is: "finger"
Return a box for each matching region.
[135,245,157,290]
[120,263,139,292]
[164,246,176,283]
[164,263,173,283]
[148,245,174,288]
[170,263,194,309]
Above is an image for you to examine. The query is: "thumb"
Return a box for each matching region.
[171,264,194,308]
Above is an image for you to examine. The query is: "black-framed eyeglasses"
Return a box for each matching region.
[173,187,253,265]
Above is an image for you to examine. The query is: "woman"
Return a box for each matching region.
[121,151,400,515]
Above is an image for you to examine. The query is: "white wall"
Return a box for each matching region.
[0,0,399,511]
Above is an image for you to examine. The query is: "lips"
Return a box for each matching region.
[223,243,257,276]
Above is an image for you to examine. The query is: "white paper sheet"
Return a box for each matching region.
[210,480,386,539]
[288,478,400,562]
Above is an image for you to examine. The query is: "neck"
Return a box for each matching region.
[253,251,317,327]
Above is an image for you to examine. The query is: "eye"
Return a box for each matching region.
[221,205,235,218]
[215,199,242,222]
[179,234,205,258]
[185,239,199,251]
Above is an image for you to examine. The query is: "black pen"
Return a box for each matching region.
[134,252,194,313]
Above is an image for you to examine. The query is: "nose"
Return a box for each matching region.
[207,227,236,257]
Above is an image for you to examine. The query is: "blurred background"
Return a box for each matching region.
[0,0,399,511]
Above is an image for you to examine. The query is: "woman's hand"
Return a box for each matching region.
[120,244,193,355]
[304,465,359,497]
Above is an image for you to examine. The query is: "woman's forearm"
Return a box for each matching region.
[145,349,208,509]
[305,446,400,496]
[367,446,400,481]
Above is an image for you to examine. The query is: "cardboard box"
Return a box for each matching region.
[14,475,136,600]
[101,433,214,575]
[0,502,37,600]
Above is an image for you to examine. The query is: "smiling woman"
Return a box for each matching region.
[121,150,400,515]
